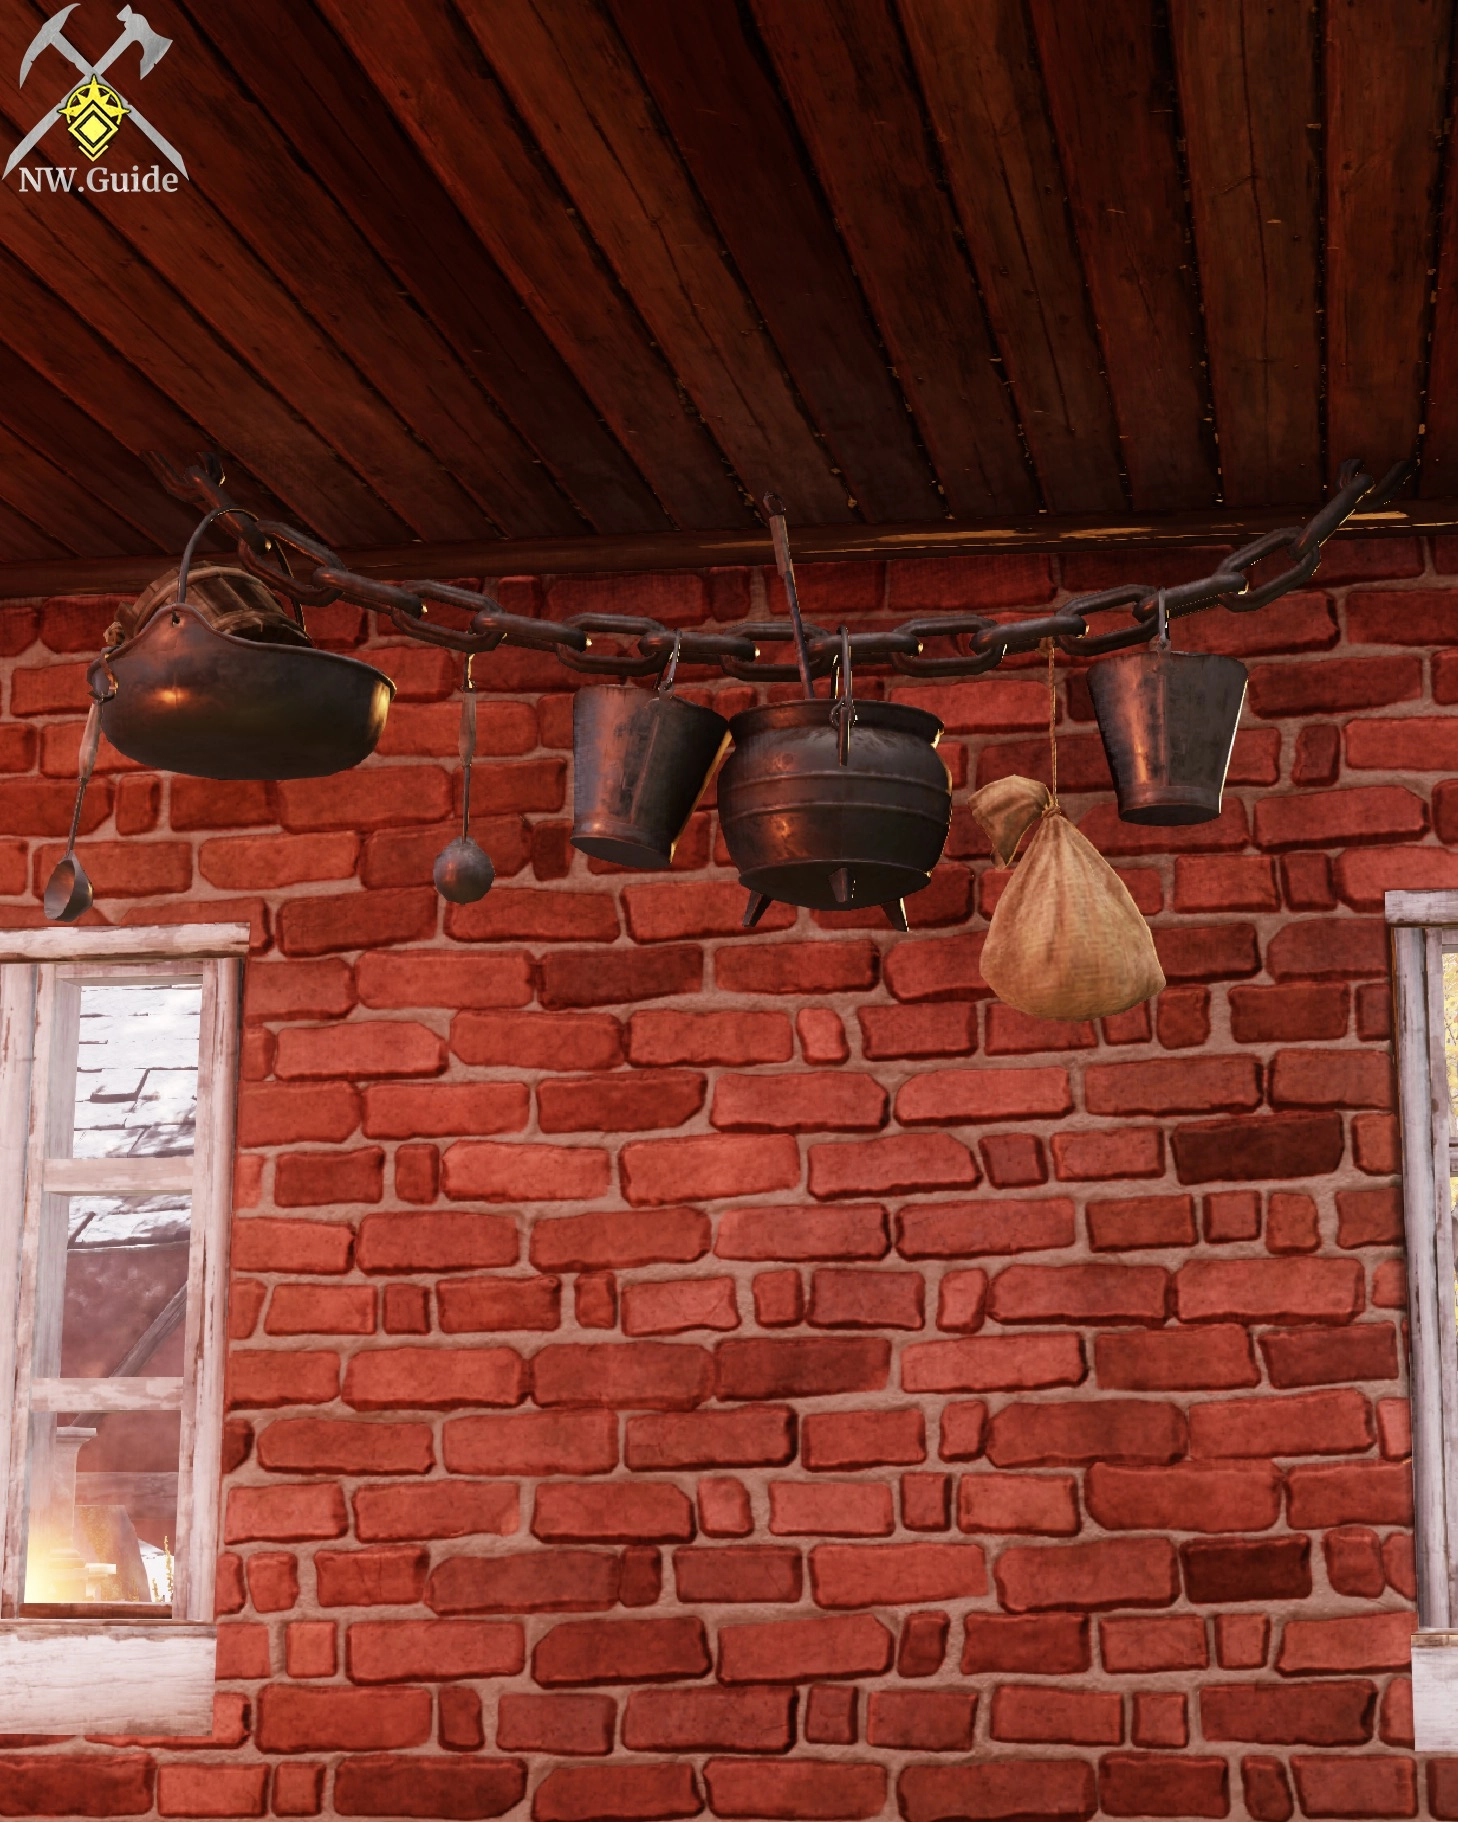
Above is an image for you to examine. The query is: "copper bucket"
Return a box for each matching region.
[571,683,729,869]
[1087,644,1248,825]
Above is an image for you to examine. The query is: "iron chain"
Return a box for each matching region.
[156,456,1410,685]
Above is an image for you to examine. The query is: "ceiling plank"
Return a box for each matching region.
[606,0,940,525]
[748,0,1037,518]
[0,3,481,545]
[896,0,1124,514]
[165,0,584,541]
[1423,44,1458,495]
[314,0,750,530]
[0,344,197,551]
[1326,0,1451,484]
[180,0,668,539]
[0,500,70,566]
[1169,0,1322,507]
[458,0,849,525]
[1025,0,1218,511]
[0,420,161,558]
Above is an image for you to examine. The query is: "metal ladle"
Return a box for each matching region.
[433,665,495,904]
[44,703,101,923]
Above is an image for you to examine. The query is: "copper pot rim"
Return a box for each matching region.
[97,600,397,695]
[727,698,943,741]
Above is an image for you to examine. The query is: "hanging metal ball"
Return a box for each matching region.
[433,836,495,904]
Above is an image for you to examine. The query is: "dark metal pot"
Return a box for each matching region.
[718,699,950,909]
[96,605,394,779]
[571,685,730,869]
[1087,645,1248,824]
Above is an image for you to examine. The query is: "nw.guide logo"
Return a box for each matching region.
[5,2,188,191]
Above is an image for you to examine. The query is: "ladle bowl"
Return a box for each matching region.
[43,854,93,924]
[433,836,495,904]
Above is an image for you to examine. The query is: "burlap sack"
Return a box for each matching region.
[981,807,1165,1019]
[970,774,1050,867]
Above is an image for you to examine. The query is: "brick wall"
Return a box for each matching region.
[0,538,1453,1819]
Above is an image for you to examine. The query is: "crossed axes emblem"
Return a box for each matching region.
[4,4,187,181]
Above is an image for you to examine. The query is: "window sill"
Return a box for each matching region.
[0,1620,215,1734]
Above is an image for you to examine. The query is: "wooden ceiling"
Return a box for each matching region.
[0,0,1454,587]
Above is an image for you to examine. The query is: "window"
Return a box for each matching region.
[0,926,244,1734]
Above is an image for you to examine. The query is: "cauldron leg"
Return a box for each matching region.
[885,899,908,932]
[742,890,774,929]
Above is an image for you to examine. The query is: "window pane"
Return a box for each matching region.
[71,979,200,1159]
[61,1197,190,1376]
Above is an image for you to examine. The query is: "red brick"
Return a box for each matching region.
[1269,1047,1392,1111]
[331,1756,526,1818]
[717,1204,888,1261]
[702,1758,885,1820]
[454,1010,622,1071]
[622,1687,794,1753]
[1216,1614,1270,1669]
[897,1611,950,1677]
[427,1549,620,1615]
[699,1479,752,1537]
[1101,1615,1208,1672]
[988,1264,1168,1326]
[770,1479,893,1536]
[1229,984,1350,1043]
[314,1546,429,1608]
[256,1418,431,1475]
[808,1267,924,1330]
[1267,916,1388,979]
[353,1481,519,1542]
[278,888,438,957]
[1283,850,1337,909]
[531,1210,710,1274]
[216,1621,271,1680]
[1286,1462,1413,1526]
[1098,1756,1227,1819]
[533,1342,713,1410]
[1173,855,1279,912]
[802,1407,925,1469]
[881,933,987,1001]
[715,940,878,997]
[275,1147,385,1207]
[231,1218,354,1275]
[898,1762,1096,1822]
[1094,1326,1259,1390]
[621,1133,800,1205]
[1085,1056,1258,1117]
[1324,1526,1387,1597]
[0,1754,156,1815]
[533,1616,710,1686]
[718,1614,892,1682]
[1156,985,1211,1048]
[983,1005,1096,1054]
[988,1400,1185,1467]
[672,1547,803,1604]
[623,880,793,942]
[1255,784,1427,850]
[497,1693,616,1756]
[990,1684,1121,1745]
[1293,723,1341,785]
[367,1067,530,1129]
[355,1211,519,1272]
[957,1471,1078,1535]
[533,1481,694,1543]
[1289,1755,1416,1818]
[31,838,191,898]
[939,1403,988,1461]
[442,1140,611,1203]
[713,1070,887,1133]
[1203,1680,1375,1745]
[576,1273,618,1328]
[226,1351,341,1410]
[1276,1611,1415,1675]
[897,1197,1075,1256]
[628,1010,793,1066]
[961,1614,1090,1674]
[343,1345,525,1410]
[244,958,356,1024]
[935,1270,988,1331]
[438,1274,562,1334]
[361,818,527,889]
[263,1283,376,1337]
[1336,1186,1403,1247]
[539,945,702,1010]
[1247,654,1422,715]
[754,1270,804,1326]
[237,1084,361,1147]
[977,1134,1048,1188]
[1086,1196,1196,1251]
[1152,922,1260,982]
[1076,798,1250,857]
[199,831,356,891]
[1086,1462,1281,1531]
[541,1072,706,1133]
[857,1003,977,1060]
[1177,1257,1363,1323]
[255,1686,431,1753]
[623,1276,739,1335]
[1189,1388,1372,1458]
[716,1337,889,1399]
[1181,1536,1312,1601]
[1203,1190,1261,1243]
[866,1689,975,1751]
[346,1618,523,1682]
[994,1537,1179,1611]
[1051,1127,1164,1181]
[903,1333,1085,1392]
[1175,1109,1347,1184]
[896,1066,1072,1125]
[1130,1692,1188,1748]
[1381,1677,1414,1748]
[1339,844,1458,909]
[626,1408,795,1470]
[1353,1113,1400,1173]
[156,1763,267,1817]
[808,1133,976,1198]
[532,1761,699,1822]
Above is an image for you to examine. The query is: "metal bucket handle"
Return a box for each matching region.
[657,630,684,698]
[831,624,856,765]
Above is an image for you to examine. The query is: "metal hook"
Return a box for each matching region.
[1154,589,1170,649]
[657,630,683,698]
[830,623,855,766]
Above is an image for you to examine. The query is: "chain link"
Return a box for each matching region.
[153,457,1411,684]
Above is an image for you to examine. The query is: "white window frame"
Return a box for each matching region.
[0,925,245,1735]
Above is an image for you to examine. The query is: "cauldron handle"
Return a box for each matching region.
[763,492,816,700]
[831,624,856,766]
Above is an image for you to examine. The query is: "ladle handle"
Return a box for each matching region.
[65,705,101,854]
[763,493,815,701]
[458,678,477,837]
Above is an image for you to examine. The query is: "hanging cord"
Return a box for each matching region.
[1042,636,1060,815]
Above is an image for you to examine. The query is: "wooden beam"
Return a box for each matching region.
[896,0,1125,514]
[747,0,1038,518]
[1026,0,1219,511]
[42,1158,194,1198]
[1169,0,1322,508]
[0,503,1445,600]
[29,1377,183,1414]
[1325,0,1453,484]
[1416,24,1458,497]
[608,0,942,524]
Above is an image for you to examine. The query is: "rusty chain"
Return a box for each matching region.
[149,454,1411,685]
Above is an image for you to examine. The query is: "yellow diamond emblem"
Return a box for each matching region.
[60,77,128,162]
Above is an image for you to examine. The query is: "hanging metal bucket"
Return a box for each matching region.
[1087,645,1248,825]
[718,699,951,909]
[571,685,730,869]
